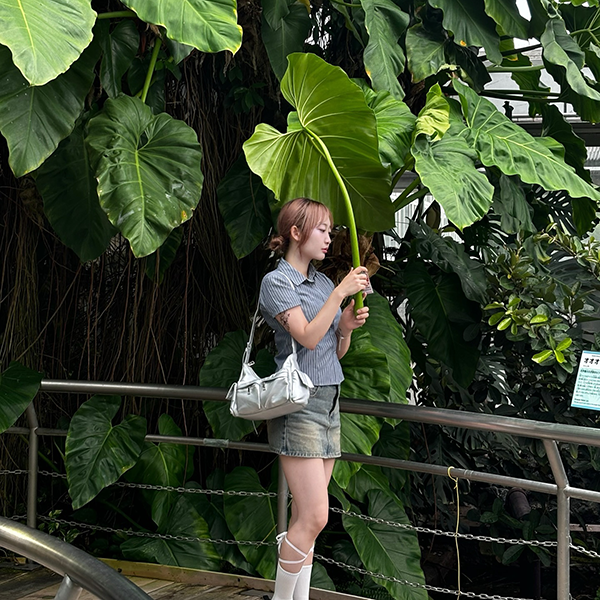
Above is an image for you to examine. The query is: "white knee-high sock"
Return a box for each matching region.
[272,562,302,600]
[293,564,313,600]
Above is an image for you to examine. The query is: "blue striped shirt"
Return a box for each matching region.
[259,259,344,385]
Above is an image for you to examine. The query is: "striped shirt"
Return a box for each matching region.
[259,259,344,386]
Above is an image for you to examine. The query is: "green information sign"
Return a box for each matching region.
[572,351,600,411]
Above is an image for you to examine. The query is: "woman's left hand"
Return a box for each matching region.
[339,299,369,334]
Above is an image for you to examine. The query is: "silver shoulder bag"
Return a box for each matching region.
[228,277,314,421]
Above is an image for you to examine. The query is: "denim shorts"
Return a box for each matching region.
[267,384,341,458]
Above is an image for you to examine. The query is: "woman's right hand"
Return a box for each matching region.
[336,267,369,298]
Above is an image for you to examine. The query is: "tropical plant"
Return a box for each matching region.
[2,0,600,597]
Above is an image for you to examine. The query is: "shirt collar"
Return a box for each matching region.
[278,258,316,284]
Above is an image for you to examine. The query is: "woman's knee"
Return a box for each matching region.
[298,504,329,535]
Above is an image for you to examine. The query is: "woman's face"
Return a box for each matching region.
[299,216,332,261]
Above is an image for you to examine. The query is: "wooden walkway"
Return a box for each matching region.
[0,560,362,600]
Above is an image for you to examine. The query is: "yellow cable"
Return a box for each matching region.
[448,466,461,598]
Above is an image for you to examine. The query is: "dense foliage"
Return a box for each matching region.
[2,0,600,597]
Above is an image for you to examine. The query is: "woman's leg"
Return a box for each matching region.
[271,456,332,600]
[289,458,335,600]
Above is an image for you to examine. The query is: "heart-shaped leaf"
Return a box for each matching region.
[243,52,394,232]
[454,80,600,203]
[65,395,147,509]
[86,95,204,258]
[405,23,448,83]
[121,0,242,55]
[428,0,502,64]
[361,0,409,100]
[0,0,96,86]
[217,154,274,259]
[0,42,98,177]
[223,467,277,579]
[0,362,42,434]
[121,488,221,570]
[343,491,427,600]
[413,126,495,229]
[35,122,116,262]
[126,414,193,527]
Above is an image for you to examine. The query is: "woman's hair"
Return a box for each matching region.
[270,198,332,254]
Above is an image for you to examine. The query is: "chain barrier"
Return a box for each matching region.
[569,543,600,560]
[331,507,558,549]
[313,554,531,600]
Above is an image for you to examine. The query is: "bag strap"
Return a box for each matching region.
[243,272,299,365]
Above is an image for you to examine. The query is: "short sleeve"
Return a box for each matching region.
[259,272,301,319]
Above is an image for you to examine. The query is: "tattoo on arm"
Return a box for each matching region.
[279,310,291,332]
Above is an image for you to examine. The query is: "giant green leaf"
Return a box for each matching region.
[243,53,394,232]
[428,0,502,64]
[98,19,140,98]
[359,83,416,173]
[199,330,275,441]
[373,422,411,498]
[335,412,382,489]
[346,464,396,504]
[343,491,427,600]
[0,43,98,177]
[35,123,116,263]
[561,3,600,82]
[405,23,448,83]
[361,292,412,404]
[223,467,277,579]
[261,0,311,80]
[541,7,600,103]
[86,95,204,258]
[126,414,193,527]
[410,221,488,304]
[0,362,42,434]
[405,260,480,388]
[361,0,409,100]
[413,127,495,229]
[0,0,95,86]
[65,395,146,510]
[454,80,600,203]
[217,154,274,259]
[121,0,242,55]
[121,489,221,570]
[509,52,550,117]
[483,0,529,39]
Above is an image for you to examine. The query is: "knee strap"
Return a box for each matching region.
[276,532,314,566]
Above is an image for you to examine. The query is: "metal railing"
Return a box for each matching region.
[0,515,152,600]
[4,379,600,600]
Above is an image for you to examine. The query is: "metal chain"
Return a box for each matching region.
[37,515,276,547]
[0,469,28,476]
[313,554,531,600]
[36,471,278,498]
[332,507,558,549]
[570,543,600,560]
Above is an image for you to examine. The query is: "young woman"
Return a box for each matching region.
[259,198,370,600]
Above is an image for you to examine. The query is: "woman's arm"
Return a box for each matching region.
[336,299,369,359]
[275,268,368,350]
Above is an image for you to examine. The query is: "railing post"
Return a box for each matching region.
[25,403,39,530]
[543,439,570,600]
[277,458,288,534]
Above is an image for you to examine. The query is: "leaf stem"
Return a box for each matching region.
[97,499,148,531]
[394,176,420,206]
[501,43,542,56]
[488,88,558,97]
[487,65,544,73]
[396,187,428,211]
[96,10,136,19]
[480,90,555,103]
[140,38,162,104]
[305,128,363,309]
